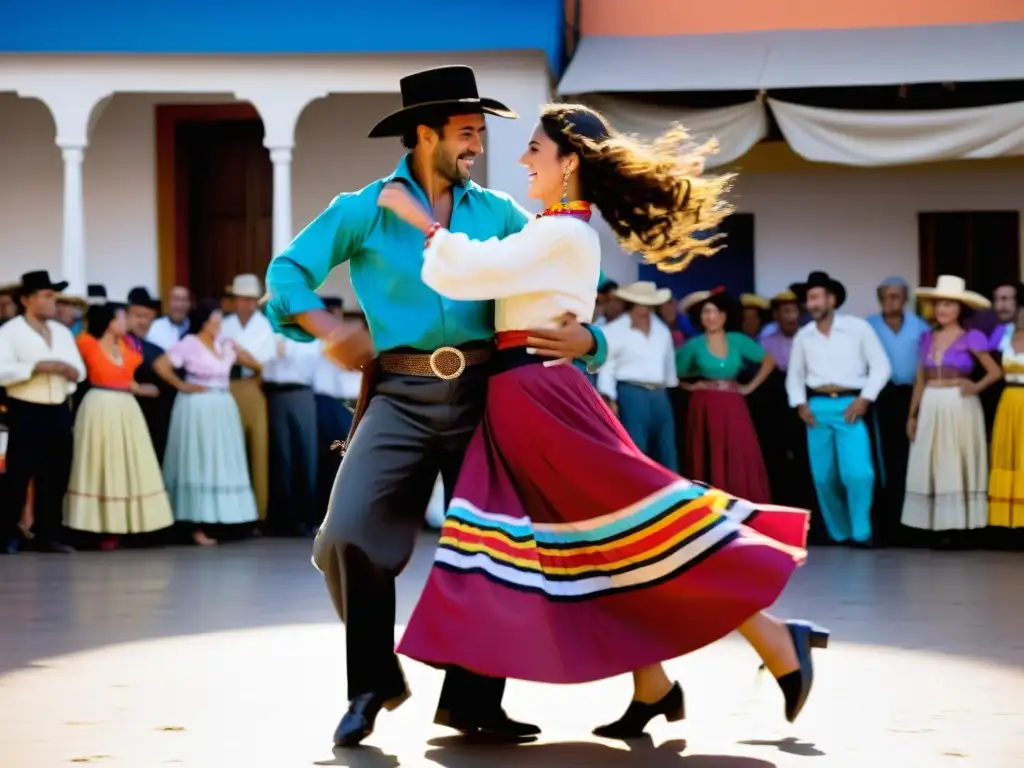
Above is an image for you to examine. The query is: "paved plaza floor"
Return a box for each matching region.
[1,537,1021,767]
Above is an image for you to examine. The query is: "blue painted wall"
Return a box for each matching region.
[0,0,564,70]
[639,214,757,305]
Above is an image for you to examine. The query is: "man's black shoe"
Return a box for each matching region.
[333,688,410,747]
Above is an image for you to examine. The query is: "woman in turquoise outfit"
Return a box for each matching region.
[677,289,774,500]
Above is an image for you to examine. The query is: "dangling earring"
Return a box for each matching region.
[560,166,571,205]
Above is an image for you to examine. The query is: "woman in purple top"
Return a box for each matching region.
[153,299,262,545]
[903,276,1002,544]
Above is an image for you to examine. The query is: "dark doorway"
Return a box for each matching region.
[176,119,272,302]
[639,213,756,301]
[918,211,1021,299]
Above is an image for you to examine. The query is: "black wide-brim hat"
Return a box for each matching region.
[368,65,517,139]
[127,286,160,310]
[790,271,847,309]
[18,270,68,297]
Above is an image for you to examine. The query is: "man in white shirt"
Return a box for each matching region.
[263,322,322,536]
[146,285,191,351]
[312,298,361,519]
[0,271,86,554]
[786,271,891,547]
[220,274,277,521]
[597,281,679,471]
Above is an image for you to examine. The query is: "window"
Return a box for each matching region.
[918,211,1020,298]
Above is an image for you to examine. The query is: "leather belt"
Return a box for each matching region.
[692,380,739,392]
[924,366,969,382]
[621,381,665,391]
[379,345,492,380]
[807,387,860,399]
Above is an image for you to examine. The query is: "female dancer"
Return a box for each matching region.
[154,299,260,546]
[676,289,774,501]
[383,104,828,738]
[903,276,1001,546]
[65,302,174,549]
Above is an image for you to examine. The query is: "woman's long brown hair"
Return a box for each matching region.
[540,103,734,273]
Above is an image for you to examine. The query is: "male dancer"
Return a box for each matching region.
[786,271,891,547]
[264,66,606,747]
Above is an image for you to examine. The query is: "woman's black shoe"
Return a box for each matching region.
[766,620,829,723]
[592,681,685,740]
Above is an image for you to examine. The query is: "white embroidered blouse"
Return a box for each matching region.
[421,215,601,331]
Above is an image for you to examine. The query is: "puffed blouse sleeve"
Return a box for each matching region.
[965,329,989,355]
[421,216,584,301]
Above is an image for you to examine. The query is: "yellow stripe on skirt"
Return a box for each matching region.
[65,388,174,534]
[989,386,1024,528]
[902,386,988,531]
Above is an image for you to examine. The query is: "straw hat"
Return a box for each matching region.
[56,293,88,309]
[740,293,770,311]
[679,288,742,330]
[226,273,263,299]
[915,275,990,310]
[770,289,799,307]
[679,288,735,314]
[615,281,672,306]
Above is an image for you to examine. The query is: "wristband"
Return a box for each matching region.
[425,222,442,246]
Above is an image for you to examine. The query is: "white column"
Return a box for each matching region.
[59,144,87,296]
[27,89,107,296]
[238,87,326,259]
[269,146,294,256]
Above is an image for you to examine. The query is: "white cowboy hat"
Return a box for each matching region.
[226,273,263,299]
[915,275,990,310]
[615,281,672,306]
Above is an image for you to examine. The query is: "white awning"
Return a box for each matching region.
[557,22,1024,95]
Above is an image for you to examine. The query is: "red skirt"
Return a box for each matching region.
[397,355,808,685]
[685,387,772,503]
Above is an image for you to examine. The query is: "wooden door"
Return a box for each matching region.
[918,211,1021,298]
[180,120,272,301]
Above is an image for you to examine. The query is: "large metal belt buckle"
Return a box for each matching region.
[429,346,467,380]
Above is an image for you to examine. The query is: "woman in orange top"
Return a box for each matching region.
[64,302,174,549]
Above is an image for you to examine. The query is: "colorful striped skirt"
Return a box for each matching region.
[397,345,809,685]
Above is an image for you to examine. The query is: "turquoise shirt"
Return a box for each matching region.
[265,156,605,368]
[676,332,764,380]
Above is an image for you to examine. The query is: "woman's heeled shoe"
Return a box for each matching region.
[762,620,829,723]
[592,681,685,739]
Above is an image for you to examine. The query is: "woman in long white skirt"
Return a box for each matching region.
[65,302,174,549]
[903,276,1002,545]
[153,299,261,546]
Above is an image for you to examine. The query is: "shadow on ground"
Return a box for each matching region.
[319,735,789,768]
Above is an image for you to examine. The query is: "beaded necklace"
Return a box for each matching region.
[425,200,594,249]
[537,200,593,222]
